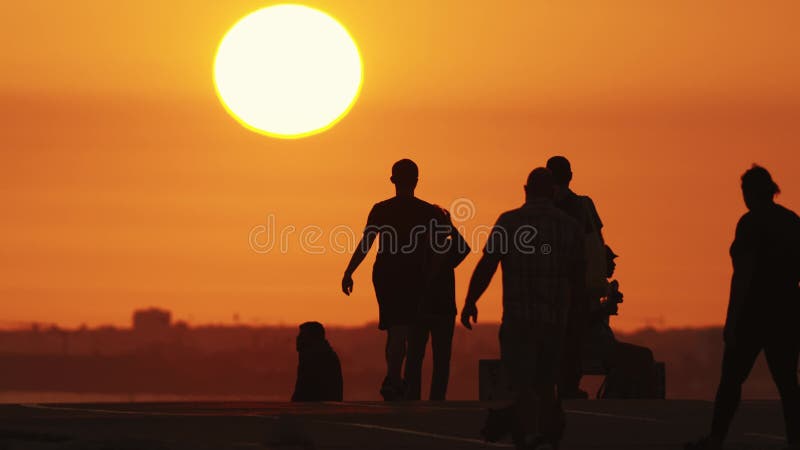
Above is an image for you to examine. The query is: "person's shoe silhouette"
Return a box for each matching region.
[379,376,407,401]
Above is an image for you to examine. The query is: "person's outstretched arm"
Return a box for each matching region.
[342,230,376,295]
[461,216,506,329]
[342,206,380,295]
[460,254,500,329]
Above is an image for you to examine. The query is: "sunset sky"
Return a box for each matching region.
[1,1,799,331]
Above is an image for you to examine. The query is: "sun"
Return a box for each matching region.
[213,4,363,139]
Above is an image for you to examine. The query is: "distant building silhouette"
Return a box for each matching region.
[0,314,789,401]
[132,308,172,333]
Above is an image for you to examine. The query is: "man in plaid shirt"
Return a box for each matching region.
[461,167,585,450]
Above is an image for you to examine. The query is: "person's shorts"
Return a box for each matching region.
[372,270,422,330]
[500,319,565,392]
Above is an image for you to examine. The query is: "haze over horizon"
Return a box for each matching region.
[2,0,799,332]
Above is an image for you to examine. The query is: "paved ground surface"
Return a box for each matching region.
[0,400,790,449]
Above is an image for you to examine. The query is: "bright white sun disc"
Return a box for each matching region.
[213,4,363,138]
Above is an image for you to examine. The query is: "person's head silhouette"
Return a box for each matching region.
[525,167,555,202]
[605,245,619,278]
[390,159,419,197]
[297,321,326,351]
[741,164,779,211]
[546,156,573,187]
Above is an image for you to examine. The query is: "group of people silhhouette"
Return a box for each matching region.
[289,158,798,450]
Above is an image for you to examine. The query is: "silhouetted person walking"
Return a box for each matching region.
[405,208,471,401]
[686,165,800,450]
[546,156,607,399]
[461,168,584,449]
[291,322,343,402]
[341,159,446,400]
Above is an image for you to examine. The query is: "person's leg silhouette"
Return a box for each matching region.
[383,325,409,400]
[404,322,429,401]
[763,340,800,446]
[429,316,454,401]
[708,339,761,445]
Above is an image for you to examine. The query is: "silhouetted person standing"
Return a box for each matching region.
[546,155,607,399]
[461,168,584,449]
[291,322,343,402]
[687,165,800,450]
[405,208,471,401]
[341,159,445,400]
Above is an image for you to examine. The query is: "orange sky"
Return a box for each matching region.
[1,1,799,331]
